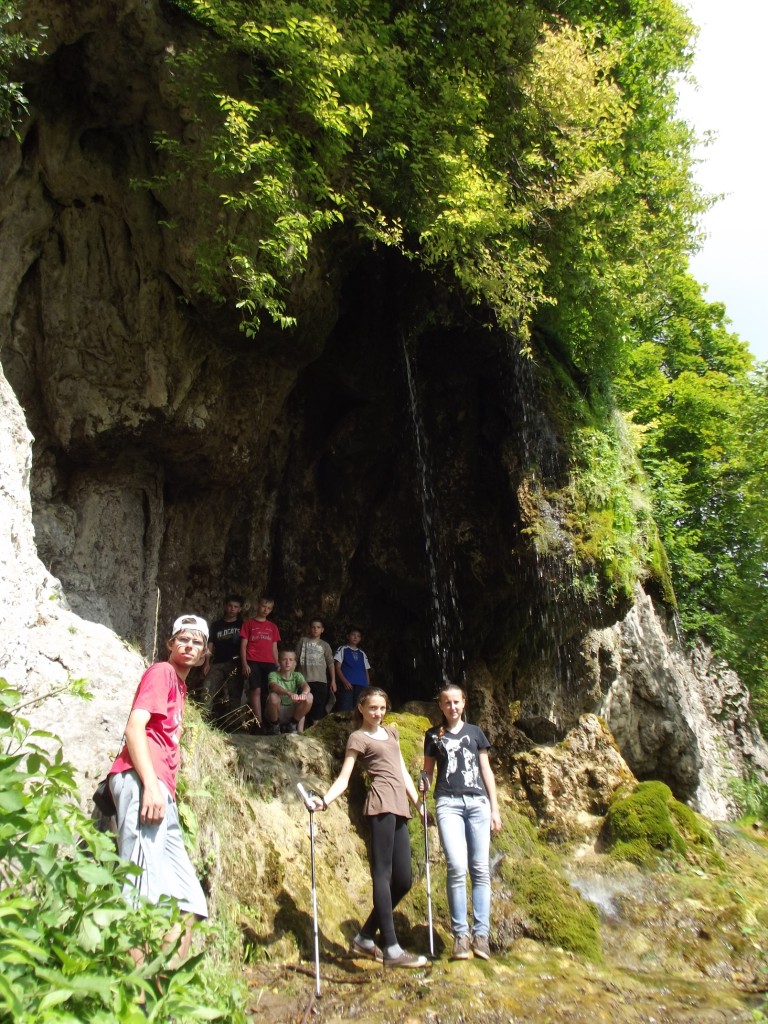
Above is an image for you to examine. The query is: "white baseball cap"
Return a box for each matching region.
[171,614,209,642]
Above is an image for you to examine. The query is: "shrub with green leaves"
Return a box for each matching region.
[729,774,768,823]
[0,678,245,1024]
[0,0,40,137]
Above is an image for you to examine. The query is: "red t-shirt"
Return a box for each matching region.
[240,618,281,662]
[109,661,186,798]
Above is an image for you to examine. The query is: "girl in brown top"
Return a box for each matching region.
[312,687,427,968]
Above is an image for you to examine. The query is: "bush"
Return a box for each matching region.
[729,774,768,822]
[0,678,246,1023]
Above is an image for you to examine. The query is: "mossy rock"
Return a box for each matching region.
[602,780,722,868]
[496,857,602,962]
[492,807,559,867]
[388,710,431,772]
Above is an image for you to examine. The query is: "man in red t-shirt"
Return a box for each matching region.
[108,614,209,968]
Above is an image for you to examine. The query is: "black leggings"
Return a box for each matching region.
[360,812,412,948]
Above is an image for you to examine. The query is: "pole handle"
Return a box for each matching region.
[296,782,315,811]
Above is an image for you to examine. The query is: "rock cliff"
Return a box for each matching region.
[1,0,766,817]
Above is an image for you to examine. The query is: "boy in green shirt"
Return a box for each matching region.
[264,648,313,734]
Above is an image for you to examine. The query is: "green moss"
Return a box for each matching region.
[645,524,676,606]
[264,842,284,892]
[499,858,602,962]
[603,781,722,868]
[389,710,431,770]
[388,711,432,861]
[493,808,556,864]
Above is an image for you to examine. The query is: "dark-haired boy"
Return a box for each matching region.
[202,594,244,719]
[333,627,370,712]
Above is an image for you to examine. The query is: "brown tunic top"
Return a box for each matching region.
[346,725,411,818]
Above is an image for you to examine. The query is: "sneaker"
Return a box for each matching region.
[350,937,384,962]
[451,934,471,960]
[384,950,428,969]
[472,934,491,960]
[266,722,280,735]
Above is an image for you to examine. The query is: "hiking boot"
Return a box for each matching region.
[383,950,428,968]
[266,721,280,735]
[451,934,471,960]
[472,934,491,960]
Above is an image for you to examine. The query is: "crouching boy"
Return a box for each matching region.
[264,647,313,734]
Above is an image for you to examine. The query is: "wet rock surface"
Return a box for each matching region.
[510,714,636,840]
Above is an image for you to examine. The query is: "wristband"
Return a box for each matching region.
[321,796,328,811]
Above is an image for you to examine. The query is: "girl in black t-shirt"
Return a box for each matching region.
[422,684,501,961]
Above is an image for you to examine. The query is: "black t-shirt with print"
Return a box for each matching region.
[424,723,490,798]
[209,618,242,662]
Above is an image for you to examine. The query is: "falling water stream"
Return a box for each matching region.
[402,333,465,684]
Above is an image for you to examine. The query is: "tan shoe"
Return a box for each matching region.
[350,937,384,962]
[383,950,428,968]
[472,934,491,960]
[451,934,471,960]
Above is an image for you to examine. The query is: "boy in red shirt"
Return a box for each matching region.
[239,596,280,728]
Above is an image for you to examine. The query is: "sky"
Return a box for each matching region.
[676,0,768,360]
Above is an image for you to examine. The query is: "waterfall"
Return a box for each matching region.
[402,333,465,685]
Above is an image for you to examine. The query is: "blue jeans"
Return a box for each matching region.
[436,794,491,938]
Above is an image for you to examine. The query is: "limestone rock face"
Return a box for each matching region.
[583,590,768,818]
[510,714,636,839]
[0,364,142,802]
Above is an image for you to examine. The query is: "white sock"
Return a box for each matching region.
[354,933,375,949]
[384,943,403,959]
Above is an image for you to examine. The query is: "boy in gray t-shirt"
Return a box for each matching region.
[296,618,336,727]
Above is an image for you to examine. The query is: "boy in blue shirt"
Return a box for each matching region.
[333,627,371,712]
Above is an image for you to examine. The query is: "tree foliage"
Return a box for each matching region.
[155,0,703,362]
[615,277,768,728]
[0,0,40,136]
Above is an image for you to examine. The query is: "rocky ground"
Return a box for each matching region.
[170,713,768,1024]
[241,950,761,1024]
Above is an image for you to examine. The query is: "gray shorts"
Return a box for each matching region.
[109,769,208,918]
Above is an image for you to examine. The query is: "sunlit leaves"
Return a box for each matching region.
[156,0,702,350]
[0,0,42,137]
[616,277,768,730]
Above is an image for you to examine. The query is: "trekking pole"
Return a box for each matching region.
[421,776,435,958]
[296,783,322,998]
